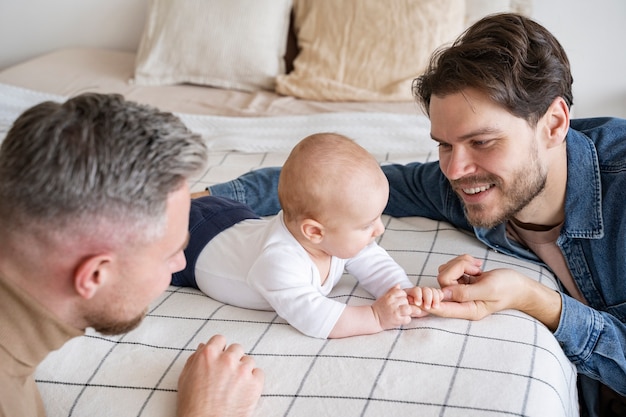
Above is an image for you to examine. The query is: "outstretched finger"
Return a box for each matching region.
[427,299,482,320]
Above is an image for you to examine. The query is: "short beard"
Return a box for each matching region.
[462,182,545,229]
[455,157,547,230]
[89,308,147,335]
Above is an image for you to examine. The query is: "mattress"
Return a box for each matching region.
[0,48,579,417]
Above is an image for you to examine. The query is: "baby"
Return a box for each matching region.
[174,133,442,338]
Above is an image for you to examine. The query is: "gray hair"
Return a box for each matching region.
[0,93,207,244]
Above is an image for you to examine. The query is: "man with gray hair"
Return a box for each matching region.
[0,93,264,417]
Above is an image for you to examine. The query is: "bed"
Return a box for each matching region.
[0,1,579,416]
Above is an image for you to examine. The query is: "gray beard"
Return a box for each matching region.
[89,307,147,335]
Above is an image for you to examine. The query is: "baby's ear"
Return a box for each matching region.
[301,219,324,244]
[73,253,114,299]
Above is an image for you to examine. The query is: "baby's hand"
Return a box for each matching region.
[371,285,413,330]
[404,286,444,317]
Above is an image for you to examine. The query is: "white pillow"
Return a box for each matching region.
[133,0,293,92]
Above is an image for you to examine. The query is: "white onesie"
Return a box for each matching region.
[194,211,413,338]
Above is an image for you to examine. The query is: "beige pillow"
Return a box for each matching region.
[276,0,465,102]
[133,0,293,92]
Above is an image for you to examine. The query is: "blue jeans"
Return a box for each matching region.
[171,196,258,288]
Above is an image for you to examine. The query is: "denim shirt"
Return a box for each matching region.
[209,117,626,395]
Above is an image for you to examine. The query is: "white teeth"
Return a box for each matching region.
[463,184,492,195]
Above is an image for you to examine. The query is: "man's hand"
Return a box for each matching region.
[177,334,264,417]
[430,254,563,331]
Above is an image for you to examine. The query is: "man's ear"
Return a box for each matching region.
[73,254,114,299]
[301,219,324,244]
[543,97,570,148]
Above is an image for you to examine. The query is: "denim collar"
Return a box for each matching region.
[562,128,604,239]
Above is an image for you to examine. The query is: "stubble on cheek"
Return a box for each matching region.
[89,307,148,335]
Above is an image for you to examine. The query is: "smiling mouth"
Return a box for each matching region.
[462,184,494,195]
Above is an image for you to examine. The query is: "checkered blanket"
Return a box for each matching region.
[37,148,579,417]
[36,212,578,417]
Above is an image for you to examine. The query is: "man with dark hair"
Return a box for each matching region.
[204,13,626,416]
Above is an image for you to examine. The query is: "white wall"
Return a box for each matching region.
[0,0,148,67]
[532,0,626,118]
[0,0,625,118]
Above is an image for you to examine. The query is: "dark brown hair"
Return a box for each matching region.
[413,13,573,126]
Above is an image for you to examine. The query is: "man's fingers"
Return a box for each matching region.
[429,300,477,319]
[443,282,483,303]
[438,259,483,287]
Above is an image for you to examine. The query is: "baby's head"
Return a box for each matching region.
[278,133,389,257]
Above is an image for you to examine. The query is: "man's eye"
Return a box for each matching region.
[473,140,493,147]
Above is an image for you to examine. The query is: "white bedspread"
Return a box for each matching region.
[1,82,579,417]
[0,82,432,154]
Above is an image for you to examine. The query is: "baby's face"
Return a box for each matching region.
[319,176,389,259]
